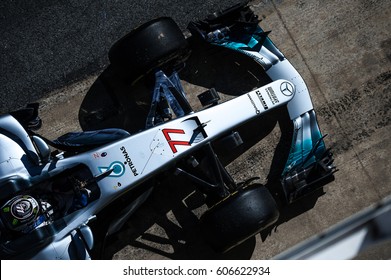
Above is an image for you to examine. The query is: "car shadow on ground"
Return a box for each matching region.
[81,40,327,259]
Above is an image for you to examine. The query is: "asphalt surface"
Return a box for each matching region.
[1,0,390,260]
[0,0,240,112]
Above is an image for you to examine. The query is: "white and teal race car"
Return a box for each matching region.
[0,1,335,259]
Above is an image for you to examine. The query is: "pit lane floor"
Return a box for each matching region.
[23,0,391,259]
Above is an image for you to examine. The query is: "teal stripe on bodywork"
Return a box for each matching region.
[282,111,326,176]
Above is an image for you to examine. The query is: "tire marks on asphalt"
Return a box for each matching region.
[317,70,391,153]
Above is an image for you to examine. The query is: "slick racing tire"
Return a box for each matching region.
[109,17,190,82]
[200,184,279,253]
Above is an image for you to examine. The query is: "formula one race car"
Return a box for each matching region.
[0,2,335,259]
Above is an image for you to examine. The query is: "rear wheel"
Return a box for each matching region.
[109,17,190,82]
[200,184,279,252]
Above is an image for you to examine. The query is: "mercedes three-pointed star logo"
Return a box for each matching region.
[280,81,295,96]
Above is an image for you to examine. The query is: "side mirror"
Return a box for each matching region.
[79,224,94,251]
[32,136,51,163]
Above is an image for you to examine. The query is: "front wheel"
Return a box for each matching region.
[200,184,279,253]
[108,17,190,82]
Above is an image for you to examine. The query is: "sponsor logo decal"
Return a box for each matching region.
[280,81,295,96]
[120,146,138,176]
[247,93,261,114]
[92,152,108,159]
[113,182,122,190]
[98,161,125,177]
[265,87,279,105]
[256,90,269,110]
